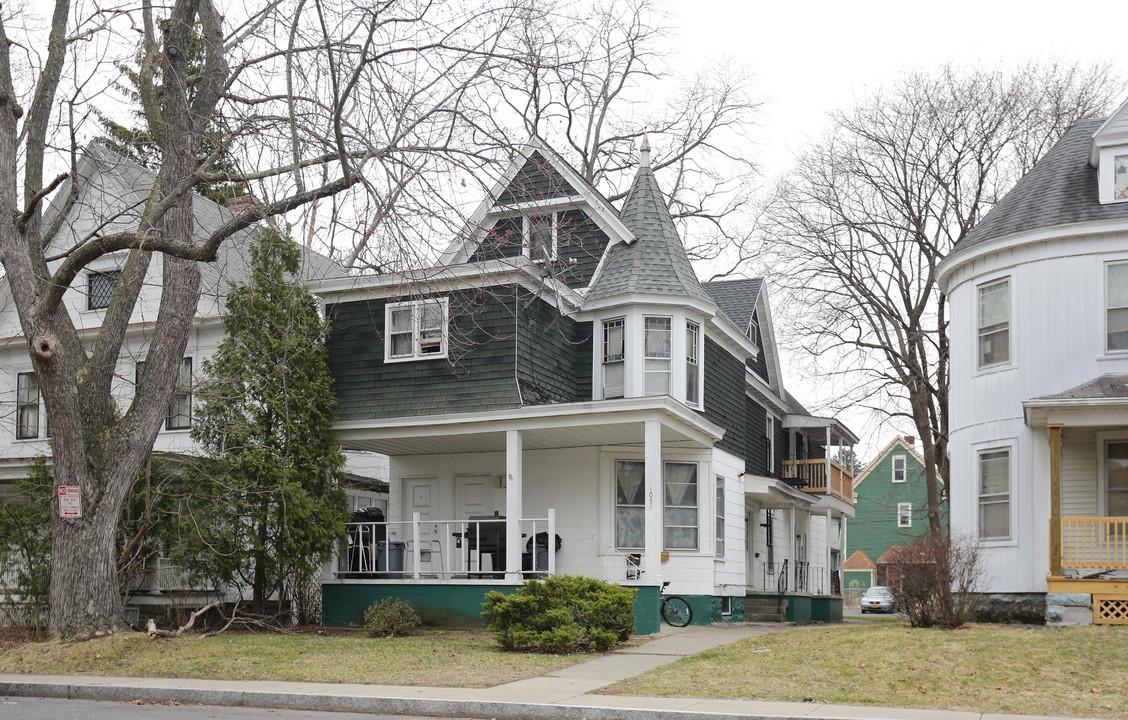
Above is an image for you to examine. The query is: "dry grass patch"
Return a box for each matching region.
[607,623,1128,719]
[0,629,586,687]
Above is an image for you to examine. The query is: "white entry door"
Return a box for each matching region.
[456,474,498,572]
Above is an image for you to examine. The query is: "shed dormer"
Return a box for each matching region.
[1091,96,1128,204]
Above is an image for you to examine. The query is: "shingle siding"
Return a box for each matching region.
[516,289,592,404]
[470,217,523,262]
[702,336,749,463]
[746,311,769,381]
[326,289,523,420]
[496,151,576,205]
[745,396,768,474]
[468,210,610,290]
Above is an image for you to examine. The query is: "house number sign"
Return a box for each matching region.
[58,486,82,518]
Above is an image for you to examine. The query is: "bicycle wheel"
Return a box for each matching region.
[661,596,692,627]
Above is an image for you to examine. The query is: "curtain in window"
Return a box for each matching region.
[615,461,645,549]
[664,462,698,549]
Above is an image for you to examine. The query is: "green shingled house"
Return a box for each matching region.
[314,136,860,632]
[845,437,946,590]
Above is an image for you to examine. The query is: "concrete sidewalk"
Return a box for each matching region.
[0,624,1095,720]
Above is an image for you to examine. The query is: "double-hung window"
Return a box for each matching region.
[602,318,625,398]
[892,455,906,483]
[644,317,671,395]
[714,475,725,557]
[1107,262,1128,352]
[978,448,1011,540]
[664,462,698,549]
[897,502,912,528]
[977,279,1010,368]
[686,321,700,405]
[87,270,121,311]
[385,298,448,362]
[523,212,556,263]
[16,372,39,439]
[614,460,645,549]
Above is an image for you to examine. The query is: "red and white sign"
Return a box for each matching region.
[58,486,81,518]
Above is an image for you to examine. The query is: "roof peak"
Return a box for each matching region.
[639,134,651,169]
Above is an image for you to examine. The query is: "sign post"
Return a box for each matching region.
[58,485,82,518]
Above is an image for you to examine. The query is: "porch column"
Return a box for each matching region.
[506,429,523,581]
[1048,424,1063,577]
[826,508,832,594]
[825,426,832,494]
[644,420,663,581]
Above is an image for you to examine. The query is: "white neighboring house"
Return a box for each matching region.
[938,96,1128,626]
[0,144,386,619]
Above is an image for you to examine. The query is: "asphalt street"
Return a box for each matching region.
[0,696,450,720]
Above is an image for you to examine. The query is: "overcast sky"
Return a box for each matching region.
[673,0,1114,177]
[669,1,1120,456]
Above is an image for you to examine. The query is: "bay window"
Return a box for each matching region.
[686,321,700,405]
[602,318,625,398]
[644,317,671,395]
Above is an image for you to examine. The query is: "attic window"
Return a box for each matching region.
[88,270,121,310]
[1116,156,1128,201]
[385,297,448,362]
[523,213,557,263]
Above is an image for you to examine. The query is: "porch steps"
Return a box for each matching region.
[744,596,788,623]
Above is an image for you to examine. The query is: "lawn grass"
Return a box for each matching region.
[0,629,585,688]
[606,623,1128,719]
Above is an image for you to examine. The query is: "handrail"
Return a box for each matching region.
[1061,517,1128,569]
[781,459,853,503]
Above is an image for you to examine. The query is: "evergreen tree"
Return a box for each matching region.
[177,230,347,619]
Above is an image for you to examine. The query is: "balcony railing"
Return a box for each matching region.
[782,458,853,503]
[335,510,557,581]
[1061,517,1128,570]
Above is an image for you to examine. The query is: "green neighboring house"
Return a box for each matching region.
[844,437,946,590]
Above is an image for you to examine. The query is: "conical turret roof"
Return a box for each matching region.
[586,144,714,306]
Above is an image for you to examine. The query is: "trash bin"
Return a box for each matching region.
[523,532,562,575]
[376,540,406,578]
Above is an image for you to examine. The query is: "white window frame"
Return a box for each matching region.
[686,321,700,406]
[1115,154,1128,203]
[977,277,1011,370]
[522,212,557,263]
[16,372,39,440]
[167,357,193,431]
[976,445,1013,542]
[643,316,672,396]
[1095,430,1128,517]
[897,502,912,528]
[892,454,907,483]
[602,317,625,399]
[714,474,725,559]
[664,461,699,551]
[1106,260,1128,354]
[384,297,449,363]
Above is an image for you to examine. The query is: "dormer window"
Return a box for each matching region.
[385,297,448,362]
[523,213,557,263]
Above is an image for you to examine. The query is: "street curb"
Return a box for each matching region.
[0,679,865,720]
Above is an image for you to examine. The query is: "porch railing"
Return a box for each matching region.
[335,510,556,581]
[781,459,853,503]
[1061,517,1128,569]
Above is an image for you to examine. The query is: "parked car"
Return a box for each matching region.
[860,586,895,613]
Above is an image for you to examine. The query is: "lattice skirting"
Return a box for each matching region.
[1093,595,1128,625]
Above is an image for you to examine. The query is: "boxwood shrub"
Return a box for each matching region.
[482,575,636,653]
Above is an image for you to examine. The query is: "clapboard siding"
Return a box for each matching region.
[1061,427,1099,517]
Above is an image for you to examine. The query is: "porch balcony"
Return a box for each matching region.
[336,511,558,581]
[782,458,853,504]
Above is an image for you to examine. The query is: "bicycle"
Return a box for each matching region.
[660,580,692,627]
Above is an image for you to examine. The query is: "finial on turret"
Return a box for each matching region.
[639,134,651,168]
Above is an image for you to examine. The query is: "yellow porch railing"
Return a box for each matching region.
[1061,517,1128,569]
[782,459,853,504]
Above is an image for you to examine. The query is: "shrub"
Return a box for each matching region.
[482,575,636,653]
[363,598,422,637]
[887,532,983,628]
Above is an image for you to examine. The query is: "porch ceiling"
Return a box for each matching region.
[335,396,725,456]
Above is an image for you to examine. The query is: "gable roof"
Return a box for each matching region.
[43,143,347,297]
[1090,95,1128,165]
[852,436,930,490]
[951,119,1128,259]
[440,136,634,266]
[702,277,763,332]
[585,155,715,306]
[844,550,877,571]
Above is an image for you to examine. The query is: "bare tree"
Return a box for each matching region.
[766,62,1120,535]
[486,0,761,269]
[0,0,523,637]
